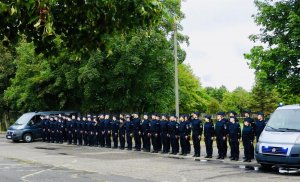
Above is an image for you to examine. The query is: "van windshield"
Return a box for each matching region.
[14,113,34,125]
[267,109,300,131]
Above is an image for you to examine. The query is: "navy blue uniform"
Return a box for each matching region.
[41,119,47,142]
[49,120,57,143]
[98,119,105,147]
[228,122,241,160]
[169,121,179,154]
[132,118,142,150]
[204,122,214,157]
[104,119,112,148]
[89,121,97,146]
[150,119,160,152]
[125,120,134,150]
[57,120,64,143]
[44,119,51,142]
[83,121,89,145]
[66,120,73,144]
[119,119,126,149]
[77,119,83,145]
[242,125,254,161]
[179,121,189,155]
[85,121,92,146]
[160,120,170,153]
[191,118,203,157]
[112,119,120,148]
[255,120,266,142]
[142,119,151,152]
[215,119,228,158]
[72,119,78,145]
[245,117,255,159]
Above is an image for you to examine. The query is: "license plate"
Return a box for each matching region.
[7,136,12,139]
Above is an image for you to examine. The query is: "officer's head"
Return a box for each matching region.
[193,112,200,119]
[125,114,131,121]
[179,115,184,122]
[71,115,76,119]
[143,113,148,120]
[99,114,104,119]
[133,112,139,118]
[105,114,110,119]
[112,115,117,120]
[217,112,225,120]
[156,114,160,120]
[244,118,250,126]
[119,114,124,119]
[229,116,235,123]
[45,115,49,119]
[151,113,156,120]
[82,116,86,121]
[244,109,251,117]
[257,112,264,120]
[229,111,237,117]
[161,114,167,120]
[170,115,176,121]
[204,115,211,122]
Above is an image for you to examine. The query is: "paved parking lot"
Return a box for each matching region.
[0,134,299,182]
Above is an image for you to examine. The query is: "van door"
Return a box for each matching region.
[27,115,43,139]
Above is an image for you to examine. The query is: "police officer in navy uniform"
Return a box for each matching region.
[242,118,254,162]
[57,116,64,144]
[89,115,97,146]
[179,115,188,156]
[98,114,105,147]
[111,115,120,149]
[184,114,192,154]
[49,116,56,143]
[44,115,51,143]
[150,113,160,153]
[104,114,112,148]
[40,115,46,142]
[82,116,88,145]
[141,113,151,152]
[255,112,266,142]
[66,116,73,145]
[244,110,255,159]
[191,112,203,157]
[77,116,83,146]
[215,112,228,159]
[228,116,241,161]
[156,114,162,151]
[132,112,142,151]
[71,114,78,145]
[125,114,133,150]
[169,114,179,155]
[85,115,92,146]
[119,114,126,150]
[160,114,170,154]
[204,115,214,158]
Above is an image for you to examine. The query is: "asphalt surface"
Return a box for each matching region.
[0,134,299,182]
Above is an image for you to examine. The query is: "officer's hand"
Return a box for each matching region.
[185,136,188,139]
[198,136,201,140]
[148,133,151,137]
[108,131,111,134]
[130,134,133,137]
[167,134,170,137]
[138,132,141,135]
[155,134,158,137]
[211,137,214,140]
[223,137,226,140]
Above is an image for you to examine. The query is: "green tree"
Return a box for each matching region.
[178,64,209,113]
[245,0,300,95]
[0,43,15,112]
[221,87,251,115]
[205,85,228,102]
[250,80,280,115]
[0,0,179,55]
[206,98,222,115]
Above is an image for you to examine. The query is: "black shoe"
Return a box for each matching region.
[204,156,209,158]
[217,156,221,159]
[127,148,132,150]
[208,156,212,158]
[235,158,239,161]
[230,158,235,161]
[220,157,224,159]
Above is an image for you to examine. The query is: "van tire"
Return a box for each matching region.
[23,133,33,143]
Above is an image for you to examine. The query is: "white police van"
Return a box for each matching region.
[256,104,300,169]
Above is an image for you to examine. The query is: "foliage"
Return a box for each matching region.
[0,43,15,112]
[250,80,280,115]
[178,64,209,113]
[245,0,300,95]
[205,86,228,103]
[221,87,251,114]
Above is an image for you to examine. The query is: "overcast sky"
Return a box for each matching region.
[181,0,260,91]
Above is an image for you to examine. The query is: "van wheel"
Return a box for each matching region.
[23,133,33,143]
[260,163,273,170]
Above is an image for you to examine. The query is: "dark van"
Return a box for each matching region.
[6,111,78,143]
